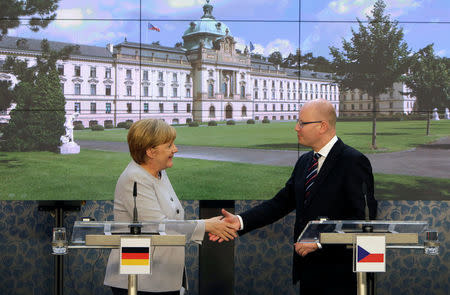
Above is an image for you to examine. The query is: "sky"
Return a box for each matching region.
[6,0,450,59]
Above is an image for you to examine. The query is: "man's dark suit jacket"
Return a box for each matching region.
[239,138,377,294]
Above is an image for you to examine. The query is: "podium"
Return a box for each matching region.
[65,220,201,295]
[297,220,439,295]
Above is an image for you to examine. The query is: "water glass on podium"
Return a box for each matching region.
[424,230,439,255]
[52,227,68,255]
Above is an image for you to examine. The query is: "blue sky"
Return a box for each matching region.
[7,0,450,59]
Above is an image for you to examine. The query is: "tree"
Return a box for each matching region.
[402,44,450,135]
[268,51,283,66]
[0,80,14,111]
[329,0,410,149]
[0,0,59,40]
[1,39,74,152]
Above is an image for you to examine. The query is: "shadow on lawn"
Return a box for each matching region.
[342,132,409,136]
[0,154,23,168]
[248,143,309,150]
[376,179,450,201]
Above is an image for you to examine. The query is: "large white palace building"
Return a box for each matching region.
[0,1,414,127]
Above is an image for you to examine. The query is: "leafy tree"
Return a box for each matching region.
[402,44,450,135]
[1,39,74,152]
[0,80,14,111]
[0,0,59,40]
[329,0,410,149]
[268,51,283,66]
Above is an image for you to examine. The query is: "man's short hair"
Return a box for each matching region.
[127,119,176,164]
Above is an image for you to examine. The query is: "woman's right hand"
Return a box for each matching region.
[204,216,238,242]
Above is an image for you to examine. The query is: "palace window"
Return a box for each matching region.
[126,86,132,96]
[127,103,132,114]
[126,69,132,80]
[209,106,215,118]
[144,103,149,113]
[90,102,96,114]
[208,84,214,98]
[90,84,96,95]
[90,67,96,78]
[58,65,64,75]
[74,102,81,113]
[74,66,80,77]
[106,85,111,96]
[75,83,81,95]
[242,106,247,117]
[106,103,111,114]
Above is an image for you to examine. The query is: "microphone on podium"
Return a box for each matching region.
[362,181,373,233]
[129,181,142,235]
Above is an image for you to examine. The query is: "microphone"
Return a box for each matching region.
[362,181,373,233]
[362,181,370,222]
[129,181,141,235]
[133,182,138,223]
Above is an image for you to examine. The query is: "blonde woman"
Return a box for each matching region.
[104,119,236,295]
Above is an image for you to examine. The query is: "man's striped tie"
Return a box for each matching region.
[305,153,321,199]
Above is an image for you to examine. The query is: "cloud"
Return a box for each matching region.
[234,36,295,57]
[167,0,205,8]
[436,49,446,57]
[265,39,295,57]
[321,0,424,20]
[55,9,84,28]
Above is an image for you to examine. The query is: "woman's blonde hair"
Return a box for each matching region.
[127,119,176,164]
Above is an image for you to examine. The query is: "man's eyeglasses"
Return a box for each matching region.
[296,120,323,128]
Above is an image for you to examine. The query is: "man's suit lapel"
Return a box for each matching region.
[304,138,344,208]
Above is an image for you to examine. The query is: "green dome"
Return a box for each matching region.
[182,0,232,50]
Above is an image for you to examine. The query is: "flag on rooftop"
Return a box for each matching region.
[148,23,160,32]
[249,41,255,52]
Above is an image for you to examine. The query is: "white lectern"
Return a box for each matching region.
[298,220,439,295]
[66,220,201,295]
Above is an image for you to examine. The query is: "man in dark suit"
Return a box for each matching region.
[212,99,377,294]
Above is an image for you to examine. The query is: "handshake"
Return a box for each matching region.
[204,209,240,242]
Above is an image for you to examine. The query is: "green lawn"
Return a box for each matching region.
[1,150,448,201]
[75,120,450,154]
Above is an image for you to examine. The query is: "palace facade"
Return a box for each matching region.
[0,1,414,127]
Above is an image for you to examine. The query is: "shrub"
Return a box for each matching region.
[186,118,193,124]
[117,122,127,128]
[91,124,105,131]
[226,120,235,125]
[74,124,84,130]
[262,118,270,124]
[89,120,98,128]
[247,119,255,124]
[189,121,199,127]
[208,121,217,126]
[104,120,113,129]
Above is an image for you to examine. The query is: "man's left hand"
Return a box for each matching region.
[294,242,319,257]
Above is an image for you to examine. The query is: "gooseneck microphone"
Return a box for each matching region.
[133,182,138,223]
[362,181,370,222]
[129,181,142,235]
[362,181,373,233]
